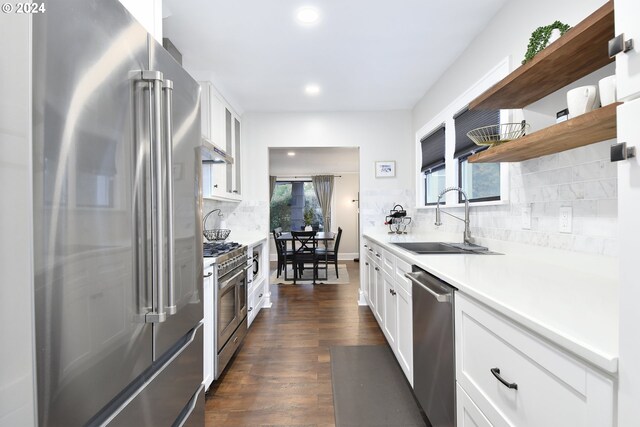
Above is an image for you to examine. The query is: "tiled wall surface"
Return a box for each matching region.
[410,140,618,256]
[202,199,269,234]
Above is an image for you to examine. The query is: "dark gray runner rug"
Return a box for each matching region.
[330,345,427,427]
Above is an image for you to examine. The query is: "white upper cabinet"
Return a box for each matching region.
[614,0,640,100]
[199,82,242,201]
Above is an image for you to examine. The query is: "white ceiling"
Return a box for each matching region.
[163,0,509,112]
[269,147,359,176]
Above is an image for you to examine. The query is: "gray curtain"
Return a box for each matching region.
[312,175,334,232]
[269,176,277,201]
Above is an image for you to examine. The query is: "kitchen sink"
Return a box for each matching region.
[391,242,499,254]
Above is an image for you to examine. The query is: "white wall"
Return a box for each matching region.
[118,0,163,42]
[331,173,360,256]
[243,111,414,233]
[410,0,617,256]
[412,0,607,134]
[0,13,36,427]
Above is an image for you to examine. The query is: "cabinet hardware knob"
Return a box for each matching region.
[233,336,239,343]
[609,34,634,58]
[365,262,369,266]
[259,293,263,298]
[213,184,218,188]
[611,142,636,162]
[248,307,253,312]
[490,367,518,390]
[203,272,213,278]
[375,267,379,271]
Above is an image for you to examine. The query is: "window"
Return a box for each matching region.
[270,180,324,231]
[421,125,446,205]
[454,108,501,202]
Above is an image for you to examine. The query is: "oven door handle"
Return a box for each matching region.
[219,265,250,291]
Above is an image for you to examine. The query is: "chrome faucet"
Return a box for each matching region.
[435,187,473,245]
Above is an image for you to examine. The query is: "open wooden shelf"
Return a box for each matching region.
[468,103,619,163]
[469,1,614,110]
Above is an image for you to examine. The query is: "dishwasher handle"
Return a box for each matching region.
[405,272,452,303]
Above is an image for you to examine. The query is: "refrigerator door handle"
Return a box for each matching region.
[130,70,151,321]
[163,79,177,316]
[138,69,167,324]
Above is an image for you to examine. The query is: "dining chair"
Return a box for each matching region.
[272,228,292,278]
[291,230,318,283]
[315,227,342,278]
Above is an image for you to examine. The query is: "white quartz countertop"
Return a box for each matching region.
[363,231,619,374]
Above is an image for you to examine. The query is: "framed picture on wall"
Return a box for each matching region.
[375,161,396,178]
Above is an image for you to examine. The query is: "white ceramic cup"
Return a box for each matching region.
[567,85,600,118]
[598,75,617,106]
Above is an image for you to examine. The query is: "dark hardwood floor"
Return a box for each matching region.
[205,261,386,427]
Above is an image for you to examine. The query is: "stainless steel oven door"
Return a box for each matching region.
[217,267,242,351]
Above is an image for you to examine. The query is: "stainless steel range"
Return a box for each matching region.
[204,242,250,378]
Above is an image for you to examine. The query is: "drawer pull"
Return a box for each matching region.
[203,272,213,278]
[491,367,518,390]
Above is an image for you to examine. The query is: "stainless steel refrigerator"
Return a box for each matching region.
[32,0,205,425]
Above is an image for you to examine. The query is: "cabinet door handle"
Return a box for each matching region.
[365,262,369,266]
[375,253,381,258]
[248,307,253,312]
[375,267,380,271]
[609,34,634,58]
[213,184,218,188]
[490,367,518,390]
[204,272,213,278]
[391,290,396,296]
[259,293,263,298]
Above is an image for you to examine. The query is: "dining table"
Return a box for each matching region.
[275,231,335,284]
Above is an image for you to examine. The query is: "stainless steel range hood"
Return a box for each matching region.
[202,137,234,164]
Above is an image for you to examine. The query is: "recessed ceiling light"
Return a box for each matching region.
[296,6,320,25]
[304,84,321,96]
[287,152,296,156]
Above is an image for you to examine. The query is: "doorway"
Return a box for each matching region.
[268,147,360,262]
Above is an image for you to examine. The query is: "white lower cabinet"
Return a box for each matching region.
[374,263,384,325]
[363,238,413,385]
[248,280,265,327]
[455,293,616,427]
[202,266,214,390]
[457,383,494,427]
[382,271,397,348]
[395,284,413,385]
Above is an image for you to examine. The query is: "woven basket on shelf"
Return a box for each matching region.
[467,121,530,147]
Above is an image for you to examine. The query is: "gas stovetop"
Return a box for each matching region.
[203,241,242,258]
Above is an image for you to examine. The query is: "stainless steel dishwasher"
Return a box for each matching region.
[405,266,456,427]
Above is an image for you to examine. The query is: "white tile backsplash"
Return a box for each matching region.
[202,199,269,235]
[411,140,618,256]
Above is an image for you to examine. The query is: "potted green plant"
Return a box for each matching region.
[303,207,314,231]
